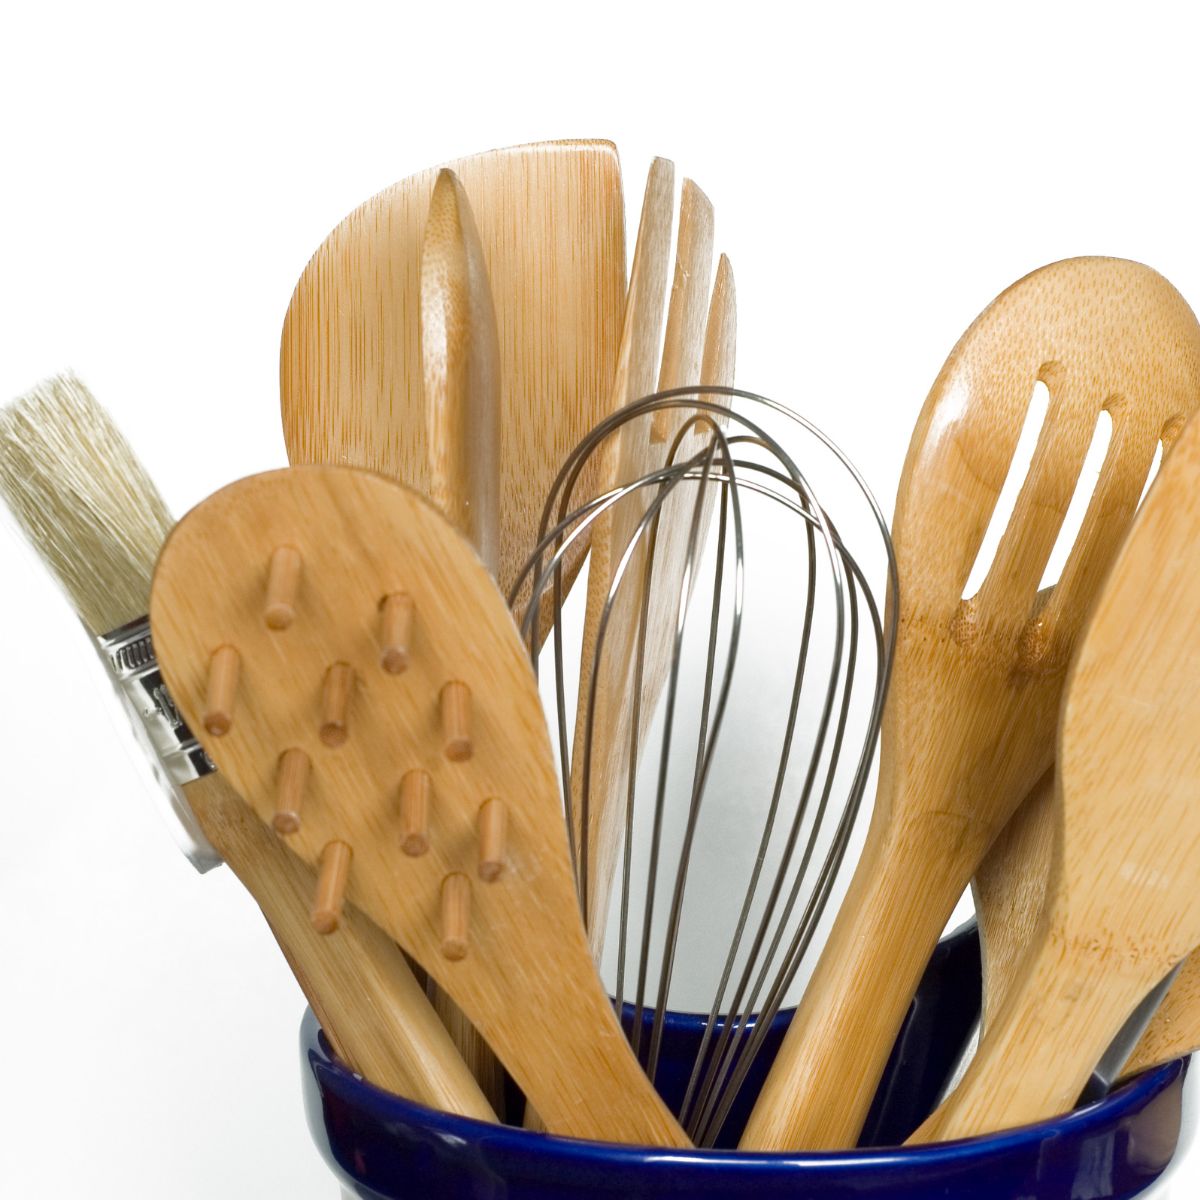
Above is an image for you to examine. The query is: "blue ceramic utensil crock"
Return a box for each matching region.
[300,926,1187,1199]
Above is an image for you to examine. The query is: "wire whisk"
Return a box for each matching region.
[510,386,897,1146]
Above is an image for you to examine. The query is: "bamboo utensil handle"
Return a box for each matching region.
[741,811,976,1149]
[185,771,497,1120]
[913,894,1169,1142]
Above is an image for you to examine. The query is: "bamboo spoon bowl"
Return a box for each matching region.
[150,465,689,1148]
[0,378,497,1120]
[743,257,1200,1151]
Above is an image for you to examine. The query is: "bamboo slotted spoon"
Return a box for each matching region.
[742,257,1200,1151]
[912,406,1200,1140]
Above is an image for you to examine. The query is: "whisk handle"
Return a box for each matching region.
[740,810,980,1151]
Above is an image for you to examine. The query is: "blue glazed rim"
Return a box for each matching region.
[304,1012,1185,1200]
[302,1014,1184,1197]
[300,927,1189,1198]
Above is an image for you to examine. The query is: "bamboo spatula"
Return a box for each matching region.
[912,406,1200,1140]
[972,396,1192,1025]
[150,465,690,1148]
[1122,953,1200,1078]
[281,138,624,603]
[742,257,1200,1150]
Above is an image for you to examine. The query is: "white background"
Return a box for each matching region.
[1,2,1198,1195]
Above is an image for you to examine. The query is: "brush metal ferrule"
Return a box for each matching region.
[97,615,222,872]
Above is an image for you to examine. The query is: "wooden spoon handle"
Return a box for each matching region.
[909,925,1149,1143]
[741,813,975,1150]
[972,769,1056,1024]
[185,772,497,1122]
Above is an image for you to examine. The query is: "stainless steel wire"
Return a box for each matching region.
[509,386,897,1146]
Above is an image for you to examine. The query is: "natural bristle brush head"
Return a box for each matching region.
[0,374,172,635]
[150,464,690,1148]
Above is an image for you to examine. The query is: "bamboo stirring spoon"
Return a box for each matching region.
[912,406,1200,1141]
[281,138,624,603]
[742,257,1200,1151]
[150,465,690,1148]
[1122,953,1200,1078]
[0,377,495,1121]
[973,411,1193,1033]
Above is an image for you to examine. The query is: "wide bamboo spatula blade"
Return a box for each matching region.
[281,139,624,602]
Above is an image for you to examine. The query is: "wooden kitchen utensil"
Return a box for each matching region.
[281,138,625,603]
[912,406,1200,1140]
[973,759,1200,1084]
[0,377,495,1121]
[421,166,501,573]
[415,165,505,1108]
[742,257,1200,1150]
[1123,954,1200,1078]
[150,464,690,1148]
[571,160,725,950]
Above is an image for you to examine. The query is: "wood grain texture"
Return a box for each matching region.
[972,768,1056,1029]
[742,257,1200,1151]
[1124,952,1200,1077]
[415,159,509,1106]
[973,768,1200,1084]
[183,771,496,1120]
[280,139,625,602]
[572,165,728,948]
[151,466,689,1148]
[421,168,501,574]
[913,407,1200,1140]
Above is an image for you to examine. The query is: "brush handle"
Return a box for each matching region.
[740,811,975,1150]
[184,772,497,1121]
